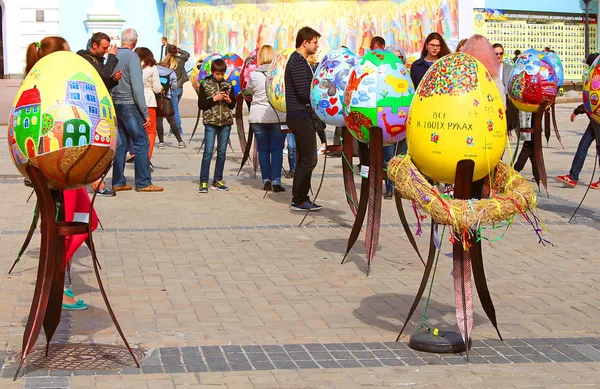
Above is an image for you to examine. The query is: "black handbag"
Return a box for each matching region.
[156,92,174,117]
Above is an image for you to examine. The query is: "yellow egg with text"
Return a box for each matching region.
[407,53,507,184]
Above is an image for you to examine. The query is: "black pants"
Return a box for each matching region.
[157,115,183,143]
[514,140,539,182]
[288,117,317,204]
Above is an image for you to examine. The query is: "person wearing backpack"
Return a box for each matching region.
[156,55,185,148]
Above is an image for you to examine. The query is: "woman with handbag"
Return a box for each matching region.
[157,55,186,148]
[134,47,163,163]
[246,45,286,192]
[156,56,185,148]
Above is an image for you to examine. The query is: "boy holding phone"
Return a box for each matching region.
[197,59,237,193]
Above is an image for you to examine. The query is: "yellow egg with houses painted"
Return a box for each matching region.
[7,51,117,190]
[407,53,507,184]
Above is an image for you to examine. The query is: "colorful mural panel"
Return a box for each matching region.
[164,0,460,62]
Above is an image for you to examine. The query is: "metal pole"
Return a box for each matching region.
[585,0,591,57]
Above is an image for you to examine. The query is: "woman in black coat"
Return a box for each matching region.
[410,32,451,88]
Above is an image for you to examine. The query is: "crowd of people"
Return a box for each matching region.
[21,24,598,309]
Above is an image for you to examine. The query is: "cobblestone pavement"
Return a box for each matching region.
[1,104,600,388]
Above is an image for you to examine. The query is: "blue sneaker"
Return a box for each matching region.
[212,181,229,191]
[290,200,323,212]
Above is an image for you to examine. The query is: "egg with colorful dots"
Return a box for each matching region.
[508,50,558,112]
[266,48,294,113]
[311,47,360,126]
[343,49,414,145]
[7,51,117,190]
[222,53,243,96]
[583,55,600,124]
[407,52,507,184]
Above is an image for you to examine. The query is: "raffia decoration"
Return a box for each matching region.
[388,155,537,232]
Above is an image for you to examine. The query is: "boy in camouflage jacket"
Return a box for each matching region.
[197,59,237,193]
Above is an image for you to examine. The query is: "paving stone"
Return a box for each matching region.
[283,344,305,352]
[268,353,292,362]
[372,350,395,359]
[251,361,275,371]
[330,351,353,360]
[351,351,375,359]
[310,352,333,361]
[288,351,312,361]
[184,363,208,373]
[343,343,367,351]
[505,355,531,364]
[272,361,297,370]
[295,360,319,369]
[337,359,362,368]
[317,360,342,369]
[141,365,164,374]
[242,345,263,353]
[358,359,383,367]
[247,352,270,363]
[230,362,253,371]
[262,345,284,353]
[323,343,346,351]
[304,344,327,353]
[379,358,403,366]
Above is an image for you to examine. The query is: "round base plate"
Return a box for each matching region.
[409,330,471,354]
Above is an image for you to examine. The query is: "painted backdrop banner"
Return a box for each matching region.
[164,0,459,62]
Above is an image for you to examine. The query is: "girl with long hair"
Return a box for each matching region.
[134,47,163,160]
[410,32,451,88]
[246,45,286,192]
[157,54,185,145]
[24,36,96,310]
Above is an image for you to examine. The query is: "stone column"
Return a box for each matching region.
[84,0,125,45]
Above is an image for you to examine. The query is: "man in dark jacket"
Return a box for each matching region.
[77,32,121,91]
[77,31,122,197]
[285,26,322,212]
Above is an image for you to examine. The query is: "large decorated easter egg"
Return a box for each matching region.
[266,48,294,113]
[7,51,117,190]
[222,53,243,96]
[583,55,600,124]
[192,53,222,91]
[311,47,360,126]
[343,49,414,145]
[524,49,564,88]
[508,51,558,112]
[407,52,507,184]
[240,49,258,100]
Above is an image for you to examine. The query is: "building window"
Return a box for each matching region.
[33,107,39,113]
[79,135,87,146]
[70,93,81,100]
[31,116,38,126]
[102,107,107,117]
[79,124,86,133]
[65,138,73,147]
[66,124,74,133]
[25,108,30,114]
[70,82,79,90]
[86,94,97,103]
[89,106,98,115]
[24,118,29,128]
[85,84,94,91]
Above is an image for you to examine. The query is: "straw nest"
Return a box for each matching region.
[388,155,537,232]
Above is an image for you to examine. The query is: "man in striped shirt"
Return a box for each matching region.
[285,26,323,212]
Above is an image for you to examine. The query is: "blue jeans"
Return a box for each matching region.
[252,123,283,185]
[172,87,184,135]
[200,124,231,183]
[570,121,600,182]
[284,133,296,172]
[112,104,152,189]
